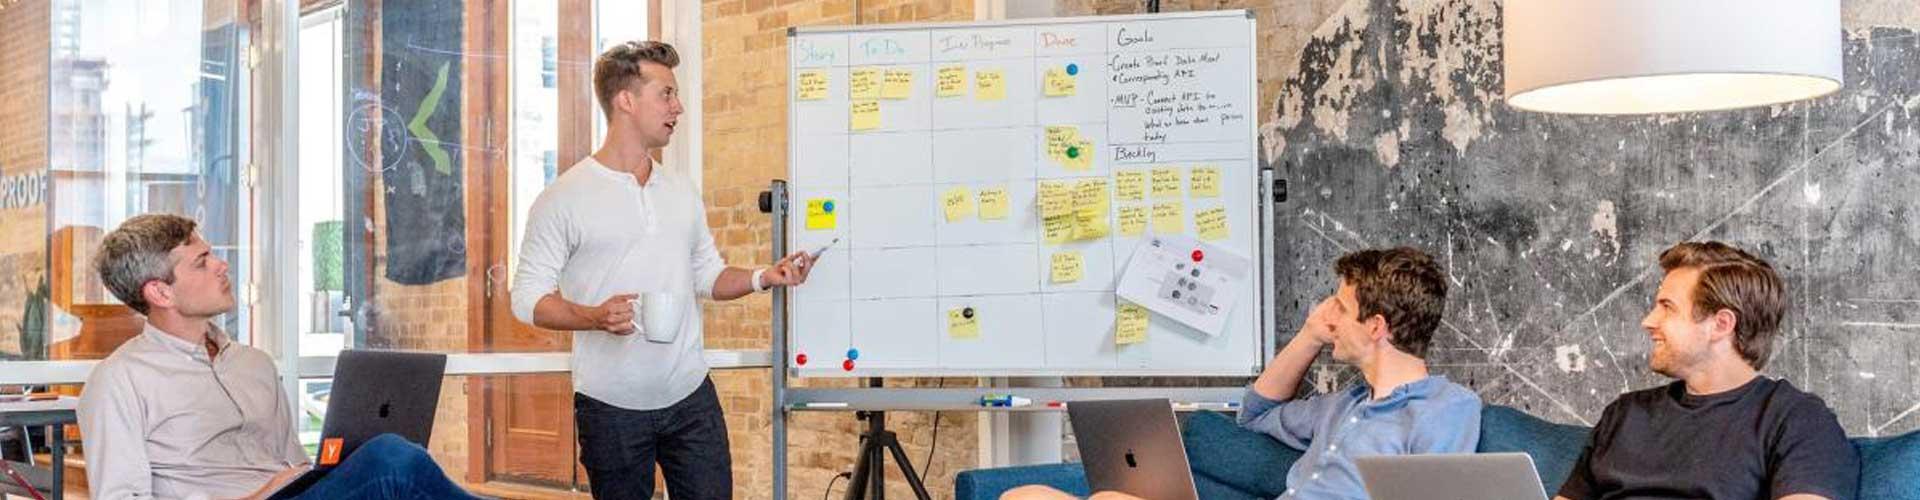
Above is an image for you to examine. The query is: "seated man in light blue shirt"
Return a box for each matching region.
[1005,248,1481,500]
[1239,247,1482,499]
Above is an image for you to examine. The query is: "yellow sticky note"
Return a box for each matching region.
[975,69,1006,101]
[882,69,914,100]
[1115,170,1146,201]
[850,67,881,100]
[936,65,967,97]
[1073,206,1110,240]
[1045,126,1076,158]
[1196,207,1229,241]
[948,307,980,339]
[850,101,881,131]
[978,187,1009,220]
[1116,302,1148,345]
[942,187,974,222]
[1151,201,1184,234]
[797,70,829,101]
[1072,179,1110,215]
[1043,68,1077,97]
[1063,139,1093,170]
[1191,166,1220,198]
[1151,168,1183,199]
[1042,214,1075,244]
[1038,180,1073,218]
[1118,206,1147,236]
[1045,126,1092,171]
[1050,251,1083,284]
[806,199,837,230]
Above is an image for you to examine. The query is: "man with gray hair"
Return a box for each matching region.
[77,213,479,499]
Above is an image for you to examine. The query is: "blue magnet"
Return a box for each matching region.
[1066,63,1079,76]
[823,201,836,213]
[846,348,860,360]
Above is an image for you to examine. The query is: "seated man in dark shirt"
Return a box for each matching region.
[1556,241,1858,500]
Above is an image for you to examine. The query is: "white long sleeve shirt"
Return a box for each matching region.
[510,157,728,410]
[76,324,308,499]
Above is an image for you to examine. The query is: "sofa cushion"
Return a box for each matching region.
[1854,429,1920,500]
[953,462,1088,500]
[1475,405,1593,495]
[1181,410,1304,499]
[1194,472,1268,500]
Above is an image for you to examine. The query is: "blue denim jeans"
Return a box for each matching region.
[574,377,733,499]
[293,433,483,499]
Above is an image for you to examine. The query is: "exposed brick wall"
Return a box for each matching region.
[0,0,50,360]
[699,1,979,498]
[368,173,476,482]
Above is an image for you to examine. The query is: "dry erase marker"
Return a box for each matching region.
[795,237,839,272]
[810,237,840,260]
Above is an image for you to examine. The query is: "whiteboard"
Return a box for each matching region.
[785,11,1265,377]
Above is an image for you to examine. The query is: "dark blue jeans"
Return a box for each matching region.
[294,433,482,499]
[574,377,733,499]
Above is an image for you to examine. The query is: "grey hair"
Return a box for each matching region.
[94,214,197,315]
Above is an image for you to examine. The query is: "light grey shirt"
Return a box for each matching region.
[77,323,307,499]
[510,157,727,410]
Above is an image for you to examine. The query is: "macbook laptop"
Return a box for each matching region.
[1067,398,1199,500]
[1355,452,1549,500]
[267,349,448,499]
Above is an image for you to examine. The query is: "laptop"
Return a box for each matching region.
[1355,452,1549,500]
[1067,398,1199,500]
[266,350,448,499]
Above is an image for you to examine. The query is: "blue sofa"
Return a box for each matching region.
[955,405,1920,500]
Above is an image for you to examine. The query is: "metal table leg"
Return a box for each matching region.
[49,425,62,499]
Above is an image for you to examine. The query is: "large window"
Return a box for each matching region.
[36,0,249,362]
[3,0,706,495]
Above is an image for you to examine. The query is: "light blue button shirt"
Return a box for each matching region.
[1238,376,1483,500]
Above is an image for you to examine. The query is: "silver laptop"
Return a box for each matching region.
[1355,452,1549,500]
[1066,399,1199,500]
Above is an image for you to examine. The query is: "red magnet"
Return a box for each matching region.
[796,353,809,365]
[843,359,856,371]
[1191,249,1205,262]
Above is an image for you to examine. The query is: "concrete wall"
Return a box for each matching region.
[1062,0,1920,436]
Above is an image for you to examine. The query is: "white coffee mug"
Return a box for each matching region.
[628,292,687,344]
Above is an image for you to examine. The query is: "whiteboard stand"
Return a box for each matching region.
[846,391,936,500]
[766,163,1278,499]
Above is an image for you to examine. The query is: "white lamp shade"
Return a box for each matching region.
[1504,0,1843,115]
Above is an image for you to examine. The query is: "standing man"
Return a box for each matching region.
[1555,242,1857,500]
[510,41,814,499]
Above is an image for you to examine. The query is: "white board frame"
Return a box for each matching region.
[781,10,1272,378]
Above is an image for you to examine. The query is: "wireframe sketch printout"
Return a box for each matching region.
[1115,235,1251,338]
[785,11,1263,377]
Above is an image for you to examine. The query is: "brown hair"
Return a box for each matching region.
[1334,247,1448,358]
[1657,241,1786,370]
[593,40,680,119]
[94,214,198,315]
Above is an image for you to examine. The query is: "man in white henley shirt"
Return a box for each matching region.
[510,41,814,499]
